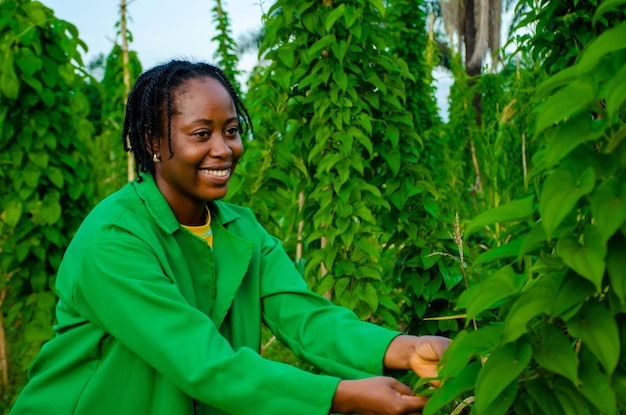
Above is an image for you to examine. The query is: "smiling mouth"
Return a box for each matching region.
[199,168,230,177]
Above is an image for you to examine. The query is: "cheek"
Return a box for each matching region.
[231,139,244,160]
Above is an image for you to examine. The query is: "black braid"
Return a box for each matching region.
[122,60,253,181]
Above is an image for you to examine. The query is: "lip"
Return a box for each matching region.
[198,164,232,171]
[198,165,232,182]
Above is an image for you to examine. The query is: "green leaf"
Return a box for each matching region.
[39,191,62,225]
[381,148,401,175]
[503,273,560,343]
[534,80,596,135]
[590,177,626,243]
[24,1,48,24]
[324,4,346,32]
[458,266,524,321]
[473,236,524,266]
[540,165,596,239]
[613,368,626,408]
[16,49,42,78]
[526,379,567,415]
[532,325,578,384]
[277,48,295,69]
[593,0,626,23]
[605,62,626,118]
[536,65,581,98]
[387,124,399,147]
[0,54,20,100]
[334,277,350,300]
[367,0,386,17]
[41,225,64,247]
[438,326,503,378]
[550,272,595,319]
[519,222,547,257]
[551,376,590,415]
[439,261,463,291]
[23,163,41,188]
[543,113,606,169]
[423,361,480,415]
[556,226,607,291]
[364,282,378,313]
[67,180,84,200]
[607,234,626,305]
[47,165,65,188]
[308,34,335,59]
[3,199,23,227]
[479,379,518,415]
[16,241,30,263]
[578,21,626,72]
[475,341,531,414]
[567,301,620,376]
[578,345,617,414]
[28,150,49,169]
[465,196,535,236]
[330,40,348,64]
[316,274,335,296]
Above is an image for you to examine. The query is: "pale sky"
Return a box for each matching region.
[42,0,267,76]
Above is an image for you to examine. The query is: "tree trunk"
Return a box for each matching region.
[464,0,484,194]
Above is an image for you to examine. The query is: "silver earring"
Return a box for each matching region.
[153,154,160,163]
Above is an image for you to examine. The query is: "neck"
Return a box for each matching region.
[174,203,208,226]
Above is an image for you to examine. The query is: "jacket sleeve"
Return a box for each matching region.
[68,226,340,415]
[256,224,401,380]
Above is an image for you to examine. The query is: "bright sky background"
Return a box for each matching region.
[42,0,267,77]
[42,0,453,118]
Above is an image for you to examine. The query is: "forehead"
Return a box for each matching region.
[170,76,234,112]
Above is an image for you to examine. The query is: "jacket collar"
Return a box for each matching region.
[133,173,242,233]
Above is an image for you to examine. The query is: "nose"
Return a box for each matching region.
[209,134,233,159]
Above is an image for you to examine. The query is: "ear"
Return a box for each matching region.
[144,131,160,158]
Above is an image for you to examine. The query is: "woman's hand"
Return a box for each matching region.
[330,377,427,415]
[384,335,451,387]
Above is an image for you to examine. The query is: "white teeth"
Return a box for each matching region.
[200,168,229,177]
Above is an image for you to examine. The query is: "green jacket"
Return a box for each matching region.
[11,174,399,415]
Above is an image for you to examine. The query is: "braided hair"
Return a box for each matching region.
[122,60,252,180]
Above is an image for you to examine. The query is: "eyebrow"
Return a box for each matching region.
[190,116,239,125]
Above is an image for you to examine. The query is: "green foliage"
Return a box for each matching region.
[90,42,142,199]
[243,0,449,336]
[515,0,626,75]
[0,0,94,409]
[427,2,626,414]
[211,0,241,95]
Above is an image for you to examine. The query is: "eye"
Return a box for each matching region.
[225,126,240,137]
[194,130,211,139]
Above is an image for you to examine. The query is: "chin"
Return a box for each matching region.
[204,192,228,202]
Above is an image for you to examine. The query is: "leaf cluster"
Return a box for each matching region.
[426,3,626,414]
[0,0,95,408]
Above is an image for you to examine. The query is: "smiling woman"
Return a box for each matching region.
[9,60,450,415]
[123,62,250,224]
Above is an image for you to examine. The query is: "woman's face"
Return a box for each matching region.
[152,76,243,224]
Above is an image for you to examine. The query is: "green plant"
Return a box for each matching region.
[425,3,626,413]
[246,0,443,331]
[0,0,94,410]
[211,0,241,95]
[90,42,142,200]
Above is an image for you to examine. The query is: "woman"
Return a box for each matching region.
[11,60,450,415]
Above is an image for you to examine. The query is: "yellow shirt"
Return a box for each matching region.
[182,209,213,248]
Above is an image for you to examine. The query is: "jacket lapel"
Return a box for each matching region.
[209,204,254,329]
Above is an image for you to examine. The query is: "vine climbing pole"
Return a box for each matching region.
[120,0,134,182]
